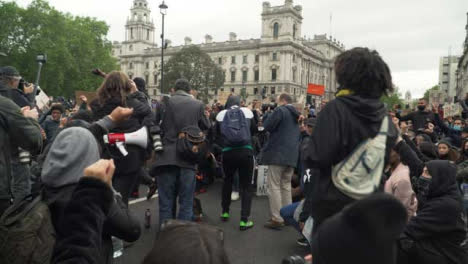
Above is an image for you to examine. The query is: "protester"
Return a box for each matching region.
[302,47,398,229]
[261,93,301,230]
[437,139,460,162]
[215,95,256,230]
[91,71,153,205]
[151,78,210,227]
[0,66,35,107]
[397,98,435,131]
[41,103,65,142]
[0,95,42,214]
[432,104,463,148]
[397,161,468,264]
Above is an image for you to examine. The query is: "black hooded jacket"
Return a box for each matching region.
[302,95,398,225]
[403,160,468,264]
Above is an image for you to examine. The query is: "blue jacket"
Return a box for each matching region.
[260,105,300,167]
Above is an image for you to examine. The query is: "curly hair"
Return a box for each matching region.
[97,71,132,105]
[335,47,393,98]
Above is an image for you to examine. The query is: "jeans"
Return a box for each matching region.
[280,202,301,232]
[267,165,294,222]
[157,166,196,227]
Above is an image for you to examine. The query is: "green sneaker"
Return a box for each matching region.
[240,220,254,231]
[220,212,230,222]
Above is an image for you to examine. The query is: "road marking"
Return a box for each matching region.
[129,194,159,205]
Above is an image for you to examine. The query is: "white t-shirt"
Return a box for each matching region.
[216,106,254,122]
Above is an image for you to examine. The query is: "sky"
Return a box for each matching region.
[14,0,468,98]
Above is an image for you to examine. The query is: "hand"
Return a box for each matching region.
[83,159,115,187]
[299,221,305,231]
[23,84,34,94]
[109,107,133,123]
[392,116,400,129]
[129,80,138,93]
[21,106,38,120]
[298,115,305,123]
[400,121,408,133]
[40,128,47,140]
[59,117,68,128]
[79,95,88,103]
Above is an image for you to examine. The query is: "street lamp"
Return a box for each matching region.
[159,1,168,94]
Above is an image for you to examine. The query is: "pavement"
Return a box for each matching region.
[115,181,309,264]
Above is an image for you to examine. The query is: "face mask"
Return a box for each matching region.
[453,125,462,131]
[417,105,425,111]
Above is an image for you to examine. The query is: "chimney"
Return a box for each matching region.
[229,32,237,42]
[205,34,213,44]
[184,37,192,45]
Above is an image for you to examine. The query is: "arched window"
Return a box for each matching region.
[293,24,297,39]
[273,22,279,39]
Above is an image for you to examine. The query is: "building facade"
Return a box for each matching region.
[456,12,468,101]
[439,56,459,103]
[112,0,345,103]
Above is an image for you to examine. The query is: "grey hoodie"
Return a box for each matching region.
[41,127,99,188]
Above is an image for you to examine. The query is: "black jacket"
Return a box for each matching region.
[302,95,398,225]
[398,110,435,131]
[403,160,468,264]
[0,83,33,108]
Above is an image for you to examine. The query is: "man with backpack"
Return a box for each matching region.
[216,95,257,230]
[302,47,398,231]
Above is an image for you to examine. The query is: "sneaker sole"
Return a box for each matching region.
[240,225,254,231]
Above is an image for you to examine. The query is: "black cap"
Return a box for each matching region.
[0,66,20,78]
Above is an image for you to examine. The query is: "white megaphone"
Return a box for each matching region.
[103,127,148,156]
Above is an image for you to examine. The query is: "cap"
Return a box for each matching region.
[0,66,20,78]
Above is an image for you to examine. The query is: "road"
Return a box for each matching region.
[115,181,308,264]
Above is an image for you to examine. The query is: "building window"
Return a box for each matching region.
[120,49,122,54]
[254,87,259,95]
[254,70,259,82]
[273,22,279,39]
[147,29,150,40]
[154,74,158,85]
[293,54,296,62]
[154,62,158,68]
[242,70,248,82]
[231,56,236,64]
[153,89,157,96]
[129,62,133,69]
[218,57,223,65]
[293,24,297,39]
[220,88,224,92]
[130,28,134,39]
[145,75,149,84]
[243,55,248,64]
[255,54,259,63]
[128,73,133,79]
[231,88,235,93]
[129,45,133,51]
[272,52,277,61]
[146,62,149,69]
[231,71,236,82]
[271,87,276,95]
[272,69,277,81]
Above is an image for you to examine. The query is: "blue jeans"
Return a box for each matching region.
[157,166,196,227]
[280,202,301,232]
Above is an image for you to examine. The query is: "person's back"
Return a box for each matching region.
[302,47,398,228]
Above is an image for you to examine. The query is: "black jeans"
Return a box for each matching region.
[221,148,255,221]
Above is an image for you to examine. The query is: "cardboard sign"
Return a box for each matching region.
[35,90,49,110]
[256,165,269,196]
[75,90,98,105]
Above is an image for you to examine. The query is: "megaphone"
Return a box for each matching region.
[103,127,148,156]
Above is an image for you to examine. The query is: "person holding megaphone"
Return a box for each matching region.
[91,71,153,205]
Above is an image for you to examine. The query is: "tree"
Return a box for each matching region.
[0,0,117,97]
[381,86,403,110]
[423,85,439,102]
[163,46,225,103]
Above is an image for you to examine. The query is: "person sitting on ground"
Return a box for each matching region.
[397,160,468,264]
[143,220,230,264]
[42,127,141,264]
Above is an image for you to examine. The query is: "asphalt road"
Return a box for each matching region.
[115,181,308,264]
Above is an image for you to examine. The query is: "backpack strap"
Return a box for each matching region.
[376,116,389,136]
[0,195,41,226]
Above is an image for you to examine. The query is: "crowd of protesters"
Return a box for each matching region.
[0,46,467,264]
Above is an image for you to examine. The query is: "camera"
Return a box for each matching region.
[282,255,306,264]
[149,126,164,152]
[262,103,277,113]
[36,54,47,64]
[17,78,30,91]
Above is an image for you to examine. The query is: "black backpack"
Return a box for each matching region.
[0,194,56,263]
[220,108,250,147]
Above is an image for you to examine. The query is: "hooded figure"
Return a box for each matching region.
[418,141,438,161]
[42,127,141,264]
[399,160,468,264]
[311,193,407,264]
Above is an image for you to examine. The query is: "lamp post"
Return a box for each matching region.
[159,1,168,94]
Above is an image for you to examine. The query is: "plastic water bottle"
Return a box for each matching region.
[145,209,151,229]
[112,236,123,258]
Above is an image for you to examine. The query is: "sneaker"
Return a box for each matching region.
[220,212,230,222]
[231,191,240,201]
[240,220,254,231]
[296,237,309,247]
[146,182,158,200]
[264,219,285,230]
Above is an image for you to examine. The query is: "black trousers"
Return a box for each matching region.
[221,148,255,221]
[113,170,139,205]
[397,240,452,264]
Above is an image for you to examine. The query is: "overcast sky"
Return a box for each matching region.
[15,0,468,98]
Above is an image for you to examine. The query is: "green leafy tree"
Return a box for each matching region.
[163,46,225,103]
[381,86,403,110]
[0,0,117,97]
[423,85,439,102]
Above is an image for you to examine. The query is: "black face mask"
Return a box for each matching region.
[417,105,426,111]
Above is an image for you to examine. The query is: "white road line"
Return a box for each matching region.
[129,194,158,205]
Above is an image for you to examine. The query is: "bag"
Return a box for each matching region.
[220,108,250,146]
[176,126,206,162]
[331,116,389,200]
[0,195,56,264]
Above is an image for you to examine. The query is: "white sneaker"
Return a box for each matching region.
[231,191,240,201]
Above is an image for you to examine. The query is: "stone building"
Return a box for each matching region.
[112,0,345,103]
[439,56,459,103]
[456,12,468,100]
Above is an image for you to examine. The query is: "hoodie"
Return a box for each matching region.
[260,104,301,167]
[404,160,468,264]
[302,95,398,226]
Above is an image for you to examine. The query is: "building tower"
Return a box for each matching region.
[125,0,155,45]
[261,0,303,42]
